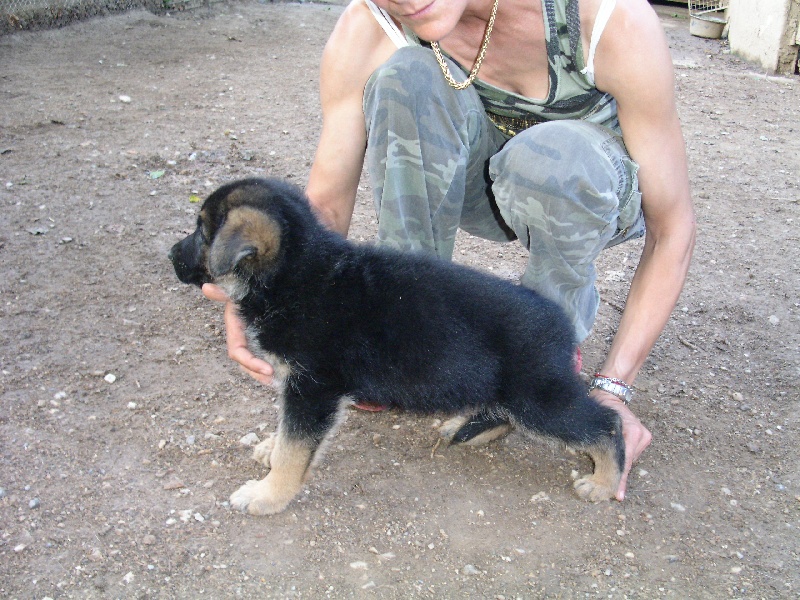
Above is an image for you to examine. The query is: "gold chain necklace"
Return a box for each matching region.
[430,0,500,90]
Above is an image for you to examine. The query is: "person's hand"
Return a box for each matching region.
[201,283,275,385]
[591,389,652,501]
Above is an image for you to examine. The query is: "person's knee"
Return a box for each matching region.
[491,121,621,217]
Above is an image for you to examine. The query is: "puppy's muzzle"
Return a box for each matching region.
[169,232,211,287]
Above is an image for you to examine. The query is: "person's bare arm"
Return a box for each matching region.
[306,0,399,234]
[205,0,398,383]
[590,0,697,499]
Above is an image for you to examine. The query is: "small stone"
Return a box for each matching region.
[14,544,26,552]
[122,572,134,584]
[29,498,40,509]
[463,564,481,575]
[349,561,368,570]
[747,442,761,454]
[670,502,686,512]
[239,432,259,446]
[142,534,156,545]
[162,479,184,491]
[127,402,137,409]
[104,373,117,384]
[0,487,6,499]
[731,566,742,574]
[88,548,104,562]
[119,95,132,103]
[768,315,780,325]
[732,392,744,402]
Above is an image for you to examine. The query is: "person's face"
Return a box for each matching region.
[372,0,469,42]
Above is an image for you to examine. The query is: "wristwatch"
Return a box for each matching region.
[589,373,633,405]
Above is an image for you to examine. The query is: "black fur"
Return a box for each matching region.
[170,178,625,509]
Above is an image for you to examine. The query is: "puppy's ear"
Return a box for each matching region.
[208,206,281,278]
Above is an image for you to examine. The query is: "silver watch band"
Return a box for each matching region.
[590,375,632,405]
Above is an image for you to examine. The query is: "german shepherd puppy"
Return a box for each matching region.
[169,178,624,515]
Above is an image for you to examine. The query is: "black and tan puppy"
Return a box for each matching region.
[169,178,624,515]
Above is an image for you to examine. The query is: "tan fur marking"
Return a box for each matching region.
[208,205,282,280]
[573,441,622,502]
[222,206,281,264]
[230,432,313,515]
[461,424,513,446]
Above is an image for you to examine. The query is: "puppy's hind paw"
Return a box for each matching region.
[438,415,470,441]
[573,475,616,502]
[229,479,293,516]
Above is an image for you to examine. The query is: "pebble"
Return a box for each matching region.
[88,548,103,562]
[142,534,156,545]
[349,561,368,570]
[29,498,40,509]
[670,502,686,512]
[119,95,132,103]
[732,392,744,403]
[239,432,260,446]
[768,315,780,325]
[463,564,481,576]
[0,487,6,499]
[104,373,117,384]
[127,402,137,409]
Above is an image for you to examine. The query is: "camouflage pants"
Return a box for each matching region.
[363,45,645,342]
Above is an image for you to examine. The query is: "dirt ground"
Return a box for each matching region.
[0,1,798,598]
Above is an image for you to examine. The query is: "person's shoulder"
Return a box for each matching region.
[328,0,389,51]
[322,0,399,91]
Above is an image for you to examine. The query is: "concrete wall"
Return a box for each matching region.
[728,0,799,74]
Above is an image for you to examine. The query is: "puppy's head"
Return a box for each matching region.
[169,179,301,299]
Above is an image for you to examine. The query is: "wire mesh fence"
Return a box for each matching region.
[0,0,219,34]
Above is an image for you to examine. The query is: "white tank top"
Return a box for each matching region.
[362,0,616,86]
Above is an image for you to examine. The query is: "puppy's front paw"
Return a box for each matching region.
[229,479,294,515]
[252,432,277,467]
[573,475,616,502]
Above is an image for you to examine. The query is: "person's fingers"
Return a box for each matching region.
[592,390,652,501]
[202,283,229,303]
[222,300,274,382]
[616,418,652,500]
